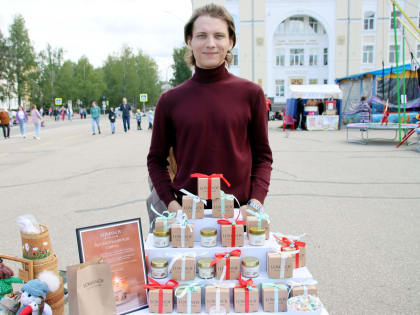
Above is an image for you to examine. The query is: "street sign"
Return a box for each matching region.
[140,93,148,102]
[55,98,62,106]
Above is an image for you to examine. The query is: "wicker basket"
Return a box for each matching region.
[49,295,65,315]
[46,277,64,305]
[33,254,58,278]
[20,224,53,260]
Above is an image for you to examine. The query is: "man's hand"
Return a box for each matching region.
[167,200,181,213]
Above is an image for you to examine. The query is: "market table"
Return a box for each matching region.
[346,123,418,145]
[306,115,339,131]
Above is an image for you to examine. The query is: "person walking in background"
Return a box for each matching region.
[61,107,66,120]
[67,107,73,121]
[135,109,142,130]
[16,106,28,138]
[90,101,101,135]
[39,107,44,117]
[48,107,52,117]
[147,110,154,130]
[53,108,59,121]
[108,107,116,134]
[120,97,131,132]
[0,108,10,139]
[265,95,271,122]
[30,105,42,140]
[358,96,372,123]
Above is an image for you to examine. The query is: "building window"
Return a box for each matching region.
[232,48,239,66]
[309,51,318,66]
[389,45,400,63]
[364,12,375,30]
[363,45,374,64]
[324,79,328,84]
[275,80,285,97]
[390,11,401,29]
[289,16,305,33]
[417,44,420,59]
[309,17,318,33]
[309,79,318,85]
[275,49,285,66]
[323,48,328,65]
[290,48,304,66]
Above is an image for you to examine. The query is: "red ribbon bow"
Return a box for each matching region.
[280,237,306,268]
[191,173,231,199]
[210,249,241,280]
[235,276,257,313]
[217,219,245,247]
[144,277,179,313]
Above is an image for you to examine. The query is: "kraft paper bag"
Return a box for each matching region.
[67,257,116,315]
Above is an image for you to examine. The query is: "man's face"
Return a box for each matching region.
[123,98,127,104]
[187,15,233,69]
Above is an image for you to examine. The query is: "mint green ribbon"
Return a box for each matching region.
[220,190,239,218]
[262,283,289,312]
[246,209,270,228]
[150,204,176,230]
[177,213,192,248]
[175,282,201,314]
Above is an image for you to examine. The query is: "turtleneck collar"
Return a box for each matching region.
[191,63,229,84]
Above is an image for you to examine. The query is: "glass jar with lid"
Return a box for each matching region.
[241,256,259,278]
[150,257,168,279]
[197,257,215,279]
[153,229,170,248]
[248,226,266,246]
[200,227,217,247]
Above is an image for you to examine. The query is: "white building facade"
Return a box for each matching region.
[191,0,420,105]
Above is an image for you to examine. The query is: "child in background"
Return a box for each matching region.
[135,109,142,130]
[108,107,116,134]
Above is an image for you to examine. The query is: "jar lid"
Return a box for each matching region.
[249,226,266,235]
[151,257,168,268]
[242,256,259,267]
[200,227,217,236]
[153,229,170,237]
[197,257,213,268]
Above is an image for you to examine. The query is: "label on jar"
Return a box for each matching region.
[249,234,265,246]
[151,267,168,279]
[242,265,259,278]
[198,267,214,279]
[154,235,169,248]
[201,235,217,247]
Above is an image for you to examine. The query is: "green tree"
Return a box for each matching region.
[74,56,105,108]
[170,46,192,87]
[0,30,9,103]
[56,60,76,103]
[8,14,36,106]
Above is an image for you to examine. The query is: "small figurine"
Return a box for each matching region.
[16,271,60,315]
[0,258,23,298]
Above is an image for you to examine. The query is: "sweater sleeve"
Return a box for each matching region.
[249,87,273,204]
[147,92,175,207]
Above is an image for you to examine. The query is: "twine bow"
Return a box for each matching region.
[175,282,202,314]
[190,173,231,199]
[144,277,179,314]
[210,249,241,280]
[180,189,207,219]
[246,209,271,228]
[150,204,177,230]
[262,283,290,312]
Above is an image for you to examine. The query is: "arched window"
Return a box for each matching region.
[364,11,375,30]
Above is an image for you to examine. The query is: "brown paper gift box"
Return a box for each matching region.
[290,284,318,297]
[171,224,194,248]
[148,289,173,313]
[267,252,294,279]
[176,287,201,313]
[182,195,204,219]
[262,283,288,312]
[220,224,244,247]
[205,286,230,313]
[212,198,234,218]
[215,256,241,280]
[171,256,196,281]
[282,245,306,268]
[154,217,176,231]
[246,215,270,240]
[233,287,259,313]
[197,177,220,200]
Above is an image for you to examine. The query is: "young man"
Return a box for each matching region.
[0,108,10,139]
[90,101,101,135]
[119,97,131,132]
[147,4,272,215]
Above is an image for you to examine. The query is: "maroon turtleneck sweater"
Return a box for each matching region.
[147,64,272,206]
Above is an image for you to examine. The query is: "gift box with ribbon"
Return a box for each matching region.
[168,254,196,281]
[190,173,231,200]
[246,209,271,240]
[233,276,259,313]
[180,189,206,219]
[262,282,289,312]
[144,278,178,314]
[210,249,241,280]
[267,251,295,279]
[212,190,238,218]
[278,236,307,268]
[175,283,202,314]
[150,205,177,231]
[288,280,318,297]
[205,285,231,313]
[171,214,194,248]
[218,219,245,247]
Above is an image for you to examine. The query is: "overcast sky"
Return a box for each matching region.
[0,0,192,81]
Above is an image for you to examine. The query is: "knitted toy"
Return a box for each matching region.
[16,271,59,315]
[0,258,23,298]
[0,292,21,315]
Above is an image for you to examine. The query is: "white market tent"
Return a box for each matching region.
[289,84,343,99]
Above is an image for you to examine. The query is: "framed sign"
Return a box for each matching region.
[76,218,148,314]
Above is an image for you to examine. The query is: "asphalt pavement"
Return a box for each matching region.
[0,116,419,314]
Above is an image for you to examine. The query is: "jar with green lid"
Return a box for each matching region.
[153,229,170,248]
[248,226,266,246]
[241,256,259,278]
[200,227,217,247]
[197,257,215,279]
[150,257,168,279]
